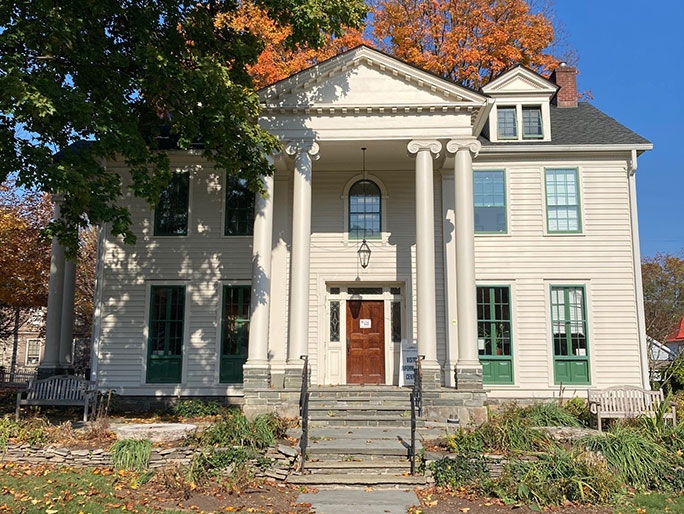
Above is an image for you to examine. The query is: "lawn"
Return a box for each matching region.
[616,492,684,513]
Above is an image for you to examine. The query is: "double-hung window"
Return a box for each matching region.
[225,173,255,236]
[220,285,251,383]
[26,338,42,366]
[147,286,185,383]
[474,170,506,233]
[477,286,513,384]
[154,172,189,236]
[497,107,518,139]
[551,285,590,384]
[522,106,543,139]
[545,168,581,233]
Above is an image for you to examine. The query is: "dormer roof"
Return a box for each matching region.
[481,65,558,97]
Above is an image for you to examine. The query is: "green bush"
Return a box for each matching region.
[476,404,552,453]
[187,447,253,485]
[430,455,489,488]
[581,425,668,490]
[0,415,49,450]
[447,428,485,454]
[562,397,591,426]
[171,399,225,418]
[110,439,152,471]
[490,449,620,508]
[525,402,581,427]
[198,412,285,450]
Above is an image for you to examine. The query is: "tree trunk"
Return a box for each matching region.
[9,307,19,382]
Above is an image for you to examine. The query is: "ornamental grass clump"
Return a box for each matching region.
[198,411,285,450]
[110,439,152,472]
[171,399,225,418]
[525,402,581,427]
[475,404,552,454]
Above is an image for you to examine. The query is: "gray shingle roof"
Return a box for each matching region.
[481,102,651,147]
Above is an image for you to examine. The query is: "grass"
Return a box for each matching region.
[110,439,152,471]
[0,464,187,514]
[615,492,684,513]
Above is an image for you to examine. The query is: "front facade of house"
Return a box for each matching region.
[79,47,652,405]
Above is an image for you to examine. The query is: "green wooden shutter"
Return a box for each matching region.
[146,286,185,383]
[551,286,590,385]
[220,285,251,383]
[477,286,513,384]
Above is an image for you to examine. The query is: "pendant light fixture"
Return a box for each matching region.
[357,147,371,269]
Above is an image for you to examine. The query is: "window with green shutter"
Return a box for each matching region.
[154,172,189,236]
[474,170,506,233]
[220,285,251,383]
[146,286,185,383]
[551,285,590,385]
[225,174,255,236]
[477,286,513,384]
[545,168,581,233]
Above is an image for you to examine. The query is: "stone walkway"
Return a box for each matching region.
[297,488,419,514]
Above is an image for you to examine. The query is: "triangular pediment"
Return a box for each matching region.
[259,46,487,109]
[481,65,558,96]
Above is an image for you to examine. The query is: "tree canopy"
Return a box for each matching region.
[642,252,684,346]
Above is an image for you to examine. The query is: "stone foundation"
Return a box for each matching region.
[455,365,484,390]
[422,388,488,425]
[243,388,300,420]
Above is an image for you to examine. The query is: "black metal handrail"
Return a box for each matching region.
[299,355,310,473]
[413,354,424,417]
[410,391,417,474]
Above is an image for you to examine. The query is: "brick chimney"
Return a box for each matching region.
[550,62,578,108]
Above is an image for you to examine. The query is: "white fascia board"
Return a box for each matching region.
[479,143,653,153]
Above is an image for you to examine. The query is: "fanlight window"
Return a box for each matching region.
[349,180,381,240]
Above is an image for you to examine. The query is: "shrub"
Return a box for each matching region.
[525,402,581,427]
[110,439,152,471]
[171,399,225,418]
[580,425,667,490]
[0,415,49,450]
[476,405,551,453]
[187,447,253,486]
[198,412,285,450]
[430,455,489,488]
[447,428,485,454]
[562,397,591,426]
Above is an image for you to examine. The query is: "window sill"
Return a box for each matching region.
[543,232,585,237]
[475,232,511,237]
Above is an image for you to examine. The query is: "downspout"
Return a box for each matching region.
[627,149,650,388]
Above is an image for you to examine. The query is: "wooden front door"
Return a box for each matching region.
[346,300,385,384]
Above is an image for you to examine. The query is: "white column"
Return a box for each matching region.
[58,258,76,367]
[446,138,483,388]
[42,200,66,371]
[408,140,442,381]
[246,165,275,368]
[285,141,320,367]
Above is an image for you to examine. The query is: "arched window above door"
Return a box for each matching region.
[348,179,381,240]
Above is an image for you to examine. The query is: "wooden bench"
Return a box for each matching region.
[588,386,677,431]
[15,375,97,422]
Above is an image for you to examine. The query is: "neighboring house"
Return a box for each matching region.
[0,309,45,373]
[665,314,684,358]
[41,46,653,416]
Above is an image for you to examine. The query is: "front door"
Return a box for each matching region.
[346,300,385,384]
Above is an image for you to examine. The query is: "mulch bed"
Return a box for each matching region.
[413,488,612,514]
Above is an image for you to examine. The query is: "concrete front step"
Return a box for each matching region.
[288,472,427,488]
[309,406,412,418]
[306,438,420,456]
[310,415,423,427]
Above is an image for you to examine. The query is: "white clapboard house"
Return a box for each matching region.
[41,46,652,419]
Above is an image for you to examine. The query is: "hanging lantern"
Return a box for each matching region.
[358,239,371,269]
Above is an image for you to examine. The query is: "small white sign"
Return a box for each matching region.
[399,340,418,386]
[577,348,586,356]
[478,338,486,351]
[360,319,371,328]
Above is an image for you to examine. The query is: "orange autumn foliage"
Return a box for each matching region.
[372,0,559,89]
[217,2,368,89]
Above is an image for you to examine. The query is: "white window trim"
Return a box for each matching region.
[489,102,552,143]
[541,166,586,237]
[341,174,389,244]
[472,167,511,237]
[25,338,43,366]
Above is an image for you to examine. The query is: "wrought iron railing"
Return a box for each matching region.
[0,368,37,389]
[410,391,417,474]
[299,355,310,473]
[413,354,424,417]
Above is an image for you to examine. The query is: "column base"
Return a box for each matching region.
[37,365,74,380]
[283,367,305,390]
[242,366,271,390]
[420,364,442,389]
[455,364,483,390]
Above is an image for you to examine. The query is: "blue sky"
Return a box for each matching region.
[553,1,684,257]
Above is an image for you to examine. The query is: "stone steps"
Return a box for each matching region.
[287,472,427,488]
[304,458,411,474]
[309,415,423,427]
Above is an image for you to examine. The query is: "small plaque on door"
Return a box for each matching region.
[359,319,371,328]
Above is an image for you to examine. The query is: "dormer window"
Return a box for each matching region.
[497,107,518,139]
[522,106,543,139]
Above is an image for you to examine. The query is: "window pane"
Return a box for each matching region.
[551,286,588,357]
[349,180,381,239]
[474,171,506,233]
[476,286,512,357]
[330,301,340,342]
[154,172,189,235]
[522,106,543,138]
[391,301,402,343]
[225,174,255,236]
[222,286,250,356]
[149,286,185,357]
[546,169,581,233]
[497,107,517,139]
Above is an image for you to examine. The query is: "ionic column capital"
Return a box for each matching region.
[446,138,482,157]
[285,140,320,161]
[407,139,442,156]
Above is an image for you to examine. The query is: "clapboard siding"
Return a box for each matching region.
[96,153,645,398]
